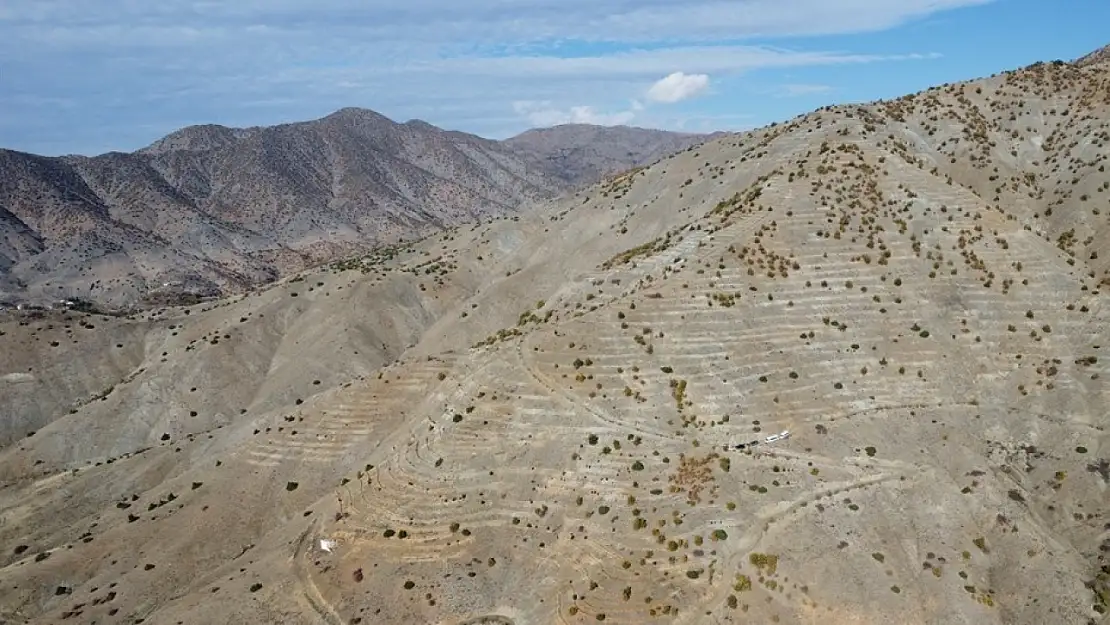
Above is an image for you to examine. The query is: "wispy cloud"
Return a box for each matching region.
[771,83,834,97]
[512,101,638,126]
[0,1,994,47]
[0,0,988,153]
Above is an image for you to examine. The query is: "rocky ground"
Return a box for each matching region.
[0,53,1108,624]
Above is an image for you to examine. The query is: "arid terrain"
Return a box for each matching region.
[0,113,708,309]
[1,50,1109,625]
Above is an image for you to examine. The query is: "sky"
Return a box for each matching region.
[1,0,1108,156]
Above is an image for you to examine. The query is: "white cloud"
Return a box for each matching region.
[772,83,833,97]
[513,100,637,127]
[397,46,937,83]
[647,72,710,103]
[0,0,986,153]
[0,1,995,48]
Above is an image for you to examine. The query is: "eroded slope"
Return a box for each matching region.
[1,58,1108,625]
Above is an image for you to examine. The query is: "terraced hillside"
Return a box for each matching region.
[1,54,1109,624]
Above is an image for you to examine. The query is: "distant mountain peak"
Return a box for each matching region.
[322,107,394,125]
[503,124,715,185]
[139,124,240,155]
[0,108,709,307]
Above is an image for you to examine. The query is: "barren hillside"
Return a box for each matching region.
[0,53,1108,625]
[0,111,709,309]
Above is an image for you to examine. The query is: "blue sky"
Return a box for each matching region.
[1,0,1108,156]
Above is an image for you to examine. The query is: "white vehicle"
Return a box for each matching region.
[763,430,791,444]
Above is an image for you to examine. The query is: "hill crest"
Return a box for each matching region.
[1075,43,1110,67]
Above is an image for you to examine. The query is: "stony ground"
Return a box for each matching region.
[0,57,1108,624]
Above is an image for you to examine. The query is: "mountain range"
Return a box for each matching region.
[0,45,1108,625]
[0,111,712,308]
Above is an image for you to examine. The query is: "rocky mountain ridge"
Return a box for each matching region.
[0,111,712,308]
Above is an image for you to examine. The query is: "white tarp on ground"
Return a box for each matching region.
[319,539,337,553]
